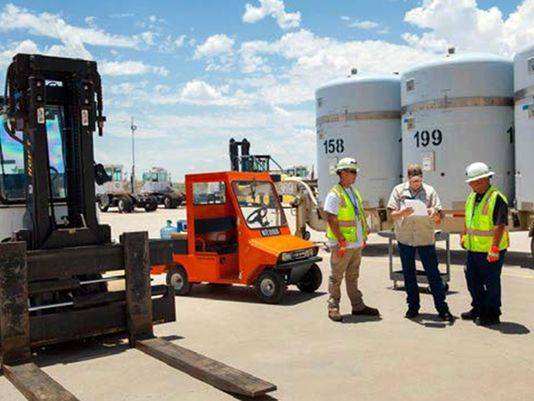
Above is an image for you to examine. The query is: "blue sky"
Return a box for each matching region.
[0,0,532,181]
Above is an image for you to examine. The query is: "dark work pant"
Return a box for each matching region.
[398,242,449,314]
[465,251,505,318]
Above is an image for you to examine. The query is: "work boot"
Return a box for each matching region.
[438,311,455,322]
[405,308,419,319]
[352,306,380,316]
[461,308,478,321]
[328,309,342,322]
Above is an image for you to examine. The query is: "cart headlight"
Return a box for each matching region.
[279,248,316,262]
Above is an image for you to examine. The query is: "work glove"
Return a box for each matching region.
[487,245,500,263]
[337,240,347,257]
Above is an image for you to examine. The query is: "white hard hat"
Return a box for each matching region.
[335,157,359,173]
[465,162,494,183]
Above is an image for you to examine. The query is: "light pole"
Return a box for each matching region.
[130,117,138,194]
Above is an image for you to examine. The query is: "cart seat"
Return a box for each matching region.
[171,232,188,255]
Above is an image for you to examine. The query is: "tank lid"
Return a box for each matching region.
[401,52,512,76]
[316,72,401,93]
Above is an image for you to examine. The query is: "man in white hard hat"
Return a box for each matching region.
[461,162,509,326]
[323,157,380,322]
[387,164,453,321]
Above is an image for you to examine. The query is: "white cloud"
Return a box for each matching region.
[404,0,534,55]
[236,29,432,105]
[194,34,235,58]
[194,34,235,71]
[100,60,169,76]
[0,39,39,67]
[349,20,380,30]
[0,4,140,56]
[340,16,351,21]
[174,35,186,48]
[243,0,301,30]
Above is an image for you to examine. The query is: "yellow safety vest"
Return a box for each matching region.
[463,186,509,252]
[326,184,368,243]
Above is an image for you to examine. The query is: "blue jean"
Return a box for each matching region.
[398,242,449,314]
[465,251,505,318]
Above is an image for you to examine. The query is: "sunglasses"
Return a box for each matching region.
[344,169,357,175]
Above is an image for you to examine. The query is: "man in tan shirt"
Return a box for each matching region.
[387,164,452,321]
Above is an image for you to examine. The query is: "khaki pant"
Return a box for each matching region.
[328,247,365,312]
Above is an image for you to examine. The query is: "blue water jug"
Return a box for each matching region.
[160,220,176,239]
[176,219,188,232]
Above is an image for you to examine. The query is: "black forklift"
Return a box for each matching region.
[0,54,275,400]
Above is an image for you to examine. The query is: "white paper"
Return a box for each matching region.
[404,199,428,216]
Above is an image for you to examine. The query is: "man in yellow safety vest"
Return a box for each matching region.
[324,158,380,322]
[461,162,509,326]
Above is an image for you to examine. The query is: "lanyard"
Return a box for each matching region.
[343,187,359,215]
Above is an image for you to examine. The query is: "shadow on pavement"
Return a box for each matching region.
[186,284,326,306]
[485,321,530,335]
[31,334,132,367]
[231,393,279,401]
[363,243,533,269]
[409,313,455,329]
[341,315,382,324]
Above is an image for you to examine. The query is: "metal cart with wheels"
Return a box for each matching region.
[377,230,451,292]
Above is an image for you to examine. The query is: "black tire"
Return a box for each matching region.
[302,230,311,241]
[98,195,110,212]
[166,265,192,295]
[117,196,133,213]
[296,264,322,293]
[144,199,158,212]
[254,270,286,304]
[164,196,179,209]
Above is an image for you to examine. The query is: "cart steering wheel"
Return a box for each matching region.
[246,206,269,226]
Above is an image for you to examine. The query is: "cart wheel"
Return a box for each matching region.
[393,281,399,290]
[296,264,322,293]
[255,270,286,304]
[302,230,311,241]
[166,265,192,295]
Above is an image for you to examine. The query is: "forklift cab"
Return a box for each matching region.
[153,171,323,303]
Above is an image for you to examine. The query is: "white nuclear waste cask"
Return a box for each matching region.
[514,44,534,212]
[401,52,514,210]
[315,71,402,207]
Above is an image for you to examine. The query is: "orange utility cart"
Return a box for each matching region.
[152,171,322,303]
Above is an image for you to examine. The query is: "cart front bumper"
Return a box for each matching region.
[275,256,322,284]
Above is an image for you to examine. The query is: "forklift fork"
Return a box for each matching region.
[0,232,276,400]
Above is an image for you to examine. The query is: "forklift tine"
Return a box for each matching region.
[136,337,277,398]
[3,362,80,401]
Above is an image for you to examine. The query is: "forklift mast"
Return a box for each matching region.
[3,54,109,249]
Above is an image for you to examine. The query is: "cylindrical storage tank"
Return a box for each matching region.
[315,72,402,208]
[514,45,534,212]
[401,52,514,210]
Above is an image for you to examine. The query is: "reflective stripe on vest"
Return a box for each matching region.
[464,186,509,252]
[326,184,368,243]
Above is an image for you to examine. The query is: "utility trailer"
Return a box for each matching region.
[96,164,159,212]
[0,53,275,400]
[141,166,185,208]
